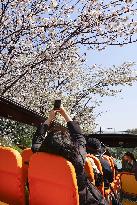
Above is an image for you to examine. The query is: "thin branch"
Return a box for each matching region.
[55,77,69,90]
[1,70,29,95]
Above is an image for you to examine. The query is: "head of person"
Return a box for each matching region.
[40,123,78,161]
[86,137,103,155]
[104,147,112,157]
[123,152,136,163]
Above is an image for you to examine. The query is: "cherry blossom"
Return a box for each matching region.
[0,0,137,131]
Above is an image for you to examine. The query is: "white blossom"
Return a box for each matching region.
[0,0,137,132]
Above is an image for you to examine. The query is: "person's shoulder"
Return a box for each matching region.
[67,120,83,134]
[100,156,111,167]
[67,120,79,126]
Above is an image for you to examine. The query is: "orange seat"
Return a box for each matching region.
[0,201,9,205]
[122,199,137,205]
[87,154,115,205]
[120,172,137,205]
[21,148,33,183]
[87,154,105,196]
[103,155,121,195]
[100,156,122,205]
[109,157,121,191]
[85,157,95,185]
[0,146,25,205]
[28,152,79,205]
[120,172,137,196]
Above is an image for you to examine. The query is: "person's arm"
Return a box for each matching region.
[31,110,56,152]
[44,110,57,125]
[58,107,87,192]
[58,107,85,142]
[58,106,87,170]
[58,107,73,122]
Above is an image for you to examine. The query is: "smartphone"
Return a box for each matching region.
[54,99,61,110]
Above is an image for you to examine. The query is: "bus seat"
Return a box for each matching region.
[85,157,95,185]
[87,154,115,205]
[102,155,121,194]
[87,154,105,196]
[0,201,9,205]
[109,156,117,179]
[121,172,137,196]
[21,148,33,183]
[28,152,79,205]
[0,146,25,205]
[122,199,137,205]
[100,156,120,204]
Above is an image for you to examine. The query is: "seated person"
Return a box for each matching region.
[122,152,137,180]
[88,156,103,187]
[86,138,113,188]
[32,107,108,205]
[104,147,118,174]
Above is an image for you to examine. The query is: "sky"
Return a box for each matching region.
[86,43,137,132]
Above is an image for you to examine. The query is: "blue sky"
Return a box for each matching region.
[86,43,137,132]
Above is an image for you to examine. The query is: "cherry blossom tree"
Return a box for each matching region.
[1,0,137,131]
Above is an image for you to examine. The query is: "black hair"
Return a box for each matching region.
[39,128,78,163]
[124,152,136,161]
[86,137,102,155]
[104,148,111,157]
[87,138,101,148]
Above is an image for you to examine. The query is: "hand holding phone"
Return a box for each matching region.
[54,99,61,110]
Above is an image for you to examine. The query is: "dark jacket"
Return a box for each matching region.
[32,121,108,205]
[99,157,113,188]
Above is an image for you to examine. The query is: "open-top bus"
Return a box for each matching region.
[0,96,137,205]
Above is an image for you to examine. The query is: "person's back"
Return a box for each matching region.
[32,108,108,205]
[99,156,113,187]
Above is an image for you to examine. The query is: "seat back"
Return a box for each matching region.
[121,172,137,196]
[0,201,9,205]
[102,155,121,201]
[122,199,137,205]
[87,154,104,196]
[28,152,79,205]
[21,148,33,183]
[110,157,116,179]
[85,157,95,184]
[87,154,103,173]
[0,146,25,205]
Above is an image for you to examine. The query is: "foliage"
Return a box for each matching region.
[0,0,137,132]
[127,128,137,134]
[0,117,36,147]
[110,147,136,158]
[12,145,23,153]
